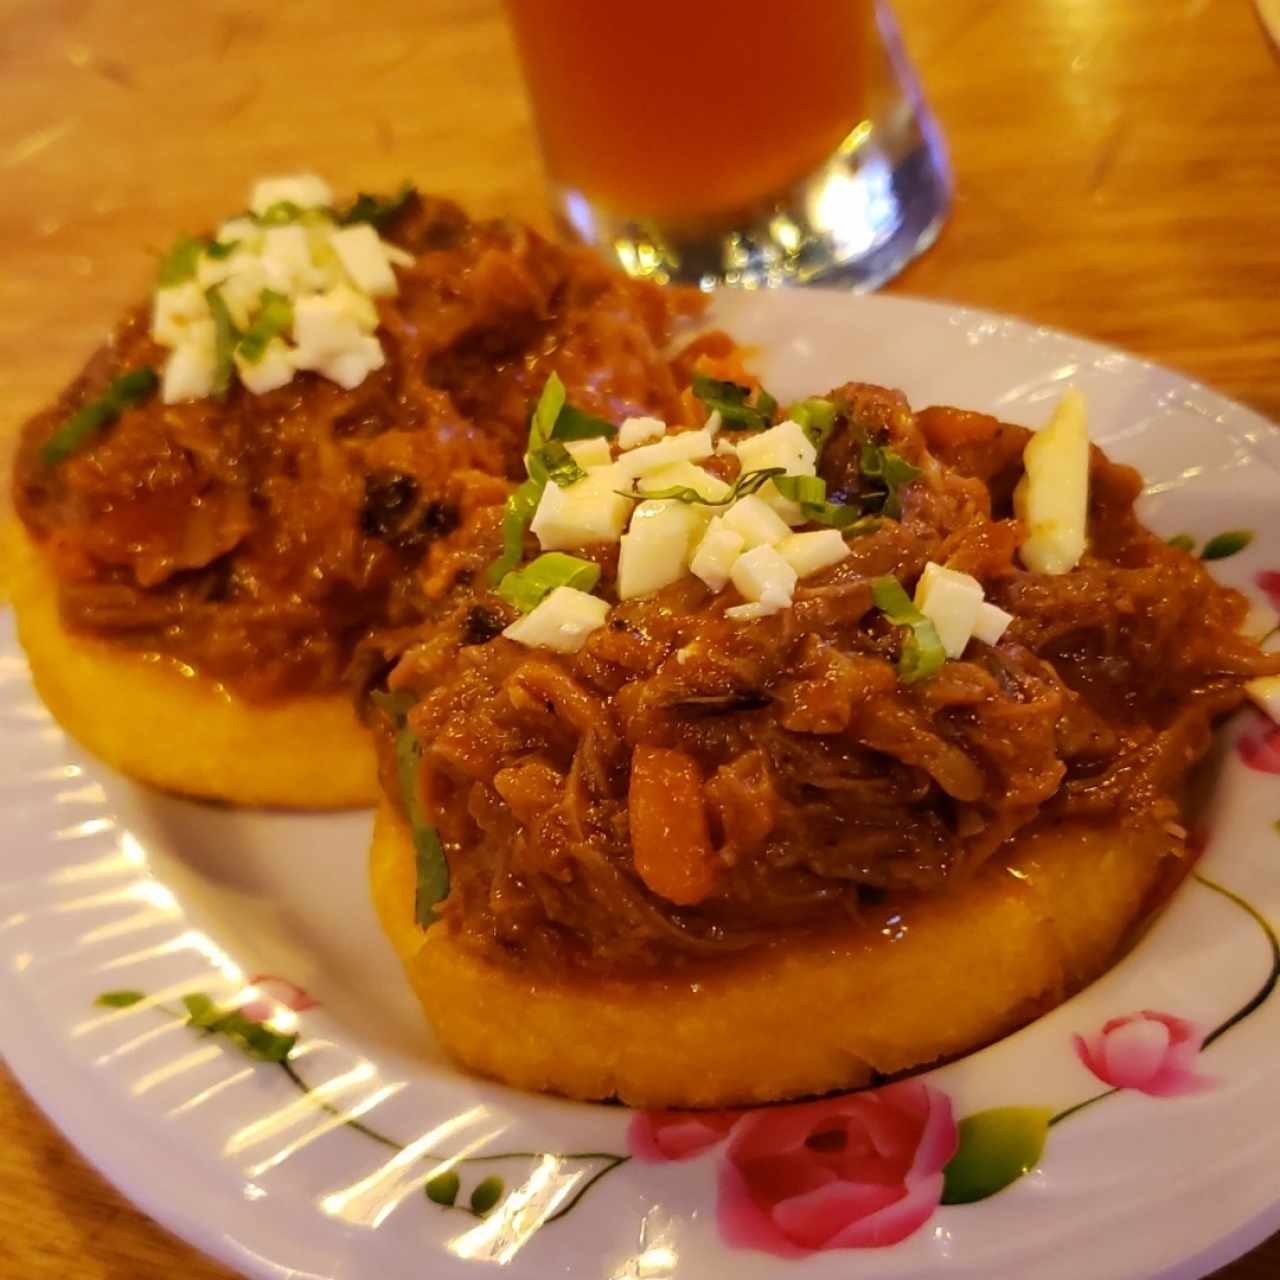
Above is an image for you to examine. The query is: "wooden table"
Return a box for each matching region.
[0,1,1276,1276]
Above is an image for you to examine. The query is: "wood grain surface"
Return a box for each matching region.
[0,1,1277,1276]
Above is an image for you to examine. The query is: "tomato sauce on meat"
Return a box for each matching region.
[12,194,702,700]
[375,382,1280,975]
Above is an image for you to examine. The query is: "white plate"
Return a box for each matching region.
[3,292,1280,1280]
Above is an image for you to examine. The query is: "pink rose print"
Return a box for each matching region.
[1237,713,1280,775]
[1256,570,1280,612]
[629,1110,741,1162]
[240,974,317,1023]
[717,1080,957,1257]
[1073,1011,1214,1097]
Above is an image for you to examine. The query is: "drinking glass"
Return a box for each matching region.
[504,0,950,290]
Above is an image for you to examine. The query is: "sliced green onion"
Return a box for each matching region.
[337,181,416,230]
[1166,533,1197,553]
[530,440,587,490]
[487,477,543,585]
[550,403,616,441]
[1201,530,1253,561]
[425,1171,461,1206]
[469,1176,505,1216]
[254,199,304,226]
[871,575,946,684]
[205,239,239,260]
[236,289,293,363]
[157,234,208,286]
[95,990,145,1008]
[860,442,921,519]
[529,372,567,453]
[498,552,601,614]
[772,474,876,532]
[372,689,449,926]
[691,373,777,430]
[787,397,838,452]
[628,466,785,507]
[40,366,159,466]
[205,286,238,399]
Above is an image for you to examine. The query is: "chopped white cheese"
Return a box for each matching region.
[734,420,818,524]
[972,601,1014,647]
[249,173,334,216]
[530,464,634,550]
[235,338,294,395]
[161,327,217,403]
[731,544,798,612]
[215,217,263,253]
[617,416,666,450]
[724,601,779,621]
[777,529,849,579]
[565,437,613,468]
[502,586,609,654]
[197,250,268,330]
[690,518,746,592]
[640,459,732,503]
[714,437,739,458]
[617,500,706,599]
[260,225,326,294]
[329,223,399,297]
[151,282,211,349]
[721,494,791,549]
[614,429,714,480]
[1015,388,1090,575]
[914,562,984,659]
[289,290,385,388]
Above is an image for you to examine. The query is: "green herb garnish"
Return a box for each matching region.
[787,397,838,452]
[40,366,160,466]
[691,373,777,430]
[529,440,587,490]
[871,575,946,684]
[254,199,305,226]
[1201,530,1254,561]
[204,286,238,398]
[206,239,239,260]
[157,234,208,286]
[860,442,921,519]
[337,181,416,230]
[628,466,784,507]
[498,552,601,614]
[551,404,617,441]
[372,692,449,926]
[772,474,878,532]
[181,993,297,1063]
[1167,533,1197,553]
[95,990,145,1008]
[236,289,293,363]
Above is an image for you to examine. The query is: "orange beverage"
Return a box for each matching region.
[505,0,873,226]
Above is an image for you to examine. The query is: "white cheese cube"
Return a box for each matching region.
[151,282,210,349]
[614,429,713,481]
[249,173,334,216]
[618,416,666,450]
[914,562,984,659]
[972,601,1014,647]
[715,437,739,458]
[1015,388,1090,575]
[725,601,782,621]
[502,586,609,654]
[690,518,745,592]
[777,529,850,579]
[1246,675,1280,724]
[565,437,613,468]
[215,217,263,253]
[198,251,267,331]
[734,420,818,524]
[731,544,798,610]
[161,330,216,404]
[722,494,792,549]
[290,292,385,388]
[530,464,633,550]
[235,338,295,395]
[329,223,399,297]
[260,225,325,294]
[639,459,732,503]
[322,338,387,389]
[617,500,706,599]
[382,241,415,267]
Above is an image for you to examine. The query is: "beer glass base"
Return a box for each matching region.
[553,120,950,292]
